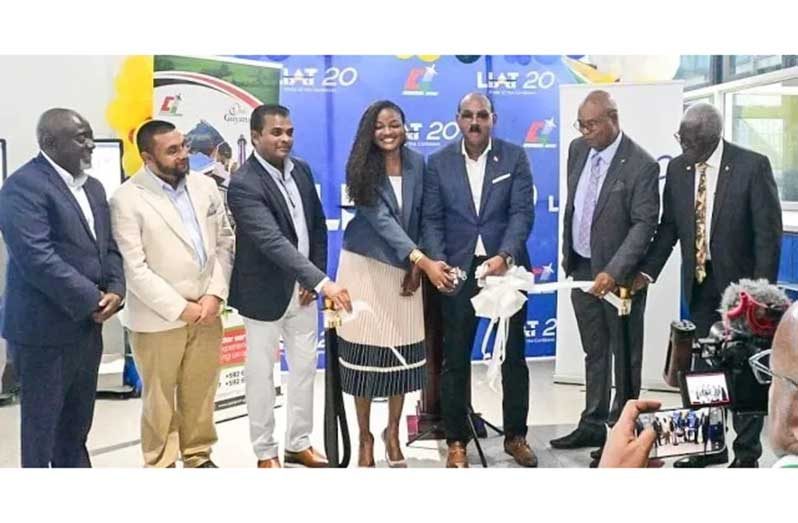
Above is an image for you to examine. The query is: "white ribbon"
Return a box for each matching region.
[471,268,596,391]
[471,266,537,391]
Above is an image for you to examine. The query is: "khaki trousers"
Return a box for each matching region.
[130,318,223,467]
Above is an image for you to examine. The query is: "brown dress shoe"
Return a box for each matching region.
[257,457,282,468]
[284,447,329,468]
[504,436,538,468]
[446,441,469,468]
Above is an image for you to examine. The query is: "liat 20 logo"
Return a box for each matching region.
[403,65,439,96]
[524,118,557,149]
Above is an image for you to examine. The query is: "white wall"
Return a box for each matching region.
[0,56,127,375]
[0,55,124,173]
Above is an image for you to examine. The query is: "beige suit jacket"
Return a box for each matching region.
[110,168,234,333]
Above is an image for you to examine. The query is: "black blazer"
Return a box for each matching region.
[227,154,328,321]
[0,154,125,345]
[640,140,782,301]
[562,134,660,285]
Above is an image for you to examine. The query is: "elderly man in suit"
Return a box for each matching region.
[422,92,537,468]
[0,108,125,467]
[110,119,234,468]
[550,90,660,453]
[635,102,782,467]
[227,104,351,469]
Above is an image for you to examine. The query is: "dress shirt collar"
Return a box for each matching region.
[42,150,88,189]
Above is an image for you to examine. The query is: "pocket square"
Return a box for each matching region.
[492,173,512,184]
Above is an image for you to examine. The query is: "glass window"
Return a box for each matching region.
[684,95,713,112]
[726,79,798,203]
[676,55,713,90]
[724,55,786,81]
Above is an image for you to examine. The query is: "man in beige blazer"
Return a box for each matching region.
[110,120,234,468]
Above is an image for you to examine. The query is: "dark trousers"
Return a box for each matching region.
[570,255,647,431]
[688,262,763,462]
[10,325,103,467]
[440,256,530,443]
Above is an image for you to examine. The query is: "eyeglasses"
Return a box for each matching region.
[458,110,492,121]
[573,115,609,133]
[748,349,798,389]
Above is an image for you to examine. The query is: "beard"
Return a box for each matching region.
[155,158,189,179]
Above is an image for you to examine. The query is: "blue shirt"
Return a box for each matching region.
[148,169,207,269]
[572,131,623,258]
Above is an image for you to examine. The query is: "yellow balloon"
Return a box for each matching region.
[418,55,440,63]
[106,55,154,176]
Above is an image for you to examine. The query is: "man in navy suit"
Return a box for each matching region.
[0,108,125,467]
[422,92,536,468]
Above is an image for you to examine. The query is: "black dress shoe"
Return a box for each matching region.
[589,447,603,460]
[673,449,728,468]
[728,458,758,468]
[550,428,606,449]
[0,393,15,407]
[196,460,218,468]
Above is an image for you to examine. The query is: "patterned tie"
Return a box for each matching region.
[576,154,602,257]
[694,162,709,284]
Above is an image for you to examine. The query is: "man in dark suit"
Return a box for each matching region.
[635,102,782,467]
[422,92,536,468]
[0,108,125,467]
[550,91,660,451]
[227,104,351,469]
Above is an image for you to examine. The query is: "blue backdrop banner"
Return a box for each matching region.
[239,55,579,360]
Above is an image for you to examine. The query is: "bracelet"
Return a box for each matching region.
[409,249,424,265]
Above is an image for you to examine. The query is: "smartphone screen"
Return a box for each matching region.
[681,371,732,408]
[636,407,726,459]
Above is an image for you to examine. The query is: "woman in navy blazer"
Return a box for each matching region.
[336,100,452,467]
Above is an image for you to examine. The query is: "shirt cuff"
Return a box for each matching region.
[314,277,330,295]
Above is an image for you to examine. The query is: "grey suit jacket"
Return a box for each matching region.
[342,147,424,270]
[640,140,782,301]
[561,134,660,285]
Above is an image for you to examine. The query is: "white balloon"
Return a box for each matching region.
[587,55,682,82]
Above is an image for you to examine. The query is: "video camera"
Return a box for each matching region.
[663,279,791,415]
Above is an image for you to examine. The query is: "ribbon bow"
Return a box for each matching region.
[470,266,537,391]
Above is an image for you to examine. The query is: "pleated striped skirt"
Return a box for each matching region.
[335,249,426,398]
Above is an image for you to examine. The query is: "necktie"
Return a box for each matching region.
[695,162,708,284]
[576,154,602,257]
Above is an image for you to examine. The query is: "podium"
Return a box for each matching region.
[406,279,446,441]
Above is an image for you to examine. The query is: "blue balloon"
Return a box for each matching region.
[532,55,559,65]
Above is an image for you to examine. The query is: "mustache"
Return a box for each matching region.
[469,124,481,133]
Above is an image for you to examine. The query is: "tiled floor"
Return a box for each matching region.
[0,359,777,468]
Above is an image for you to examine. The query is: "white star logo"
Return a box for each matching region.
[424,64,438,78]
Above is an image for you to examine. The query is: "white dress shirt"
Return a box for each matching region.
[461,138,492,256]
[641,139,726,284]
[388,175,403,211]
[254,151,327,293]
[694,140,724,260]
[42,151,95,239]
